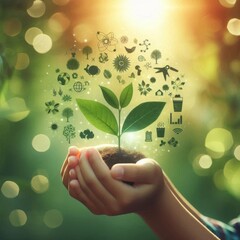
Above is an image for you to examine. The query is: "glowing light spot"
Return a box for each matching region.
[43,209,63,228]
[1,181,19,198]
[25,27,42,45]
[218,0,236,8]
[227,168,240,199]
[32,134,50,152]
[31,175,49,193]
[205,128,233,158]
[9,209,27,227]
[230,60,240,74]
[227,18,240,36]
[213,170,225,190]
[73,24,94,44]
[223,31,238,45]
[122,0,168,28]
[3,18,22,36]
[15,53,30,70]
[33,34,52,54]
[27,0,46,18]
[199,155,212,169]
[52,0,70,6]
[6,97,30,122]
[234,145,240,161]
[48,12,70,39]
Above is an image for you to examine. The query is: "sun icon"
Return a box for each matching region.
[113,55,130,72]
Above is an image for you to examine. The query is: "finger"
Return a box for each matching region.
[69,168,77,180]
[75,162,108,213]
[62,156,78,188]
[68,179,102,215]
[61,148,81,188]
[86,148,126,197]
[68,155,79,168]
[60,146,80,176]
[111,158,162,184]
[80,152,118,207]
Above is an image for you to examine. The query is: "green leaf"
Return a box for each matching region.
[76,99,118,136]
[122,102,166,133]
[100,86,119,109]
[120,83,133,108]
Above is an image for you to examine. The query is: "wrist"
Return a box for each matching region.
[136,175,167,217]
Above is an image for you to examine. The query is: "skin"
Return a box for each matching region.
[61,146,220,240]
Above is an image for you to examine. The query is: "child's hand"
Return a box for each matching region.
[61,146,80,189]
[67,147,164,216]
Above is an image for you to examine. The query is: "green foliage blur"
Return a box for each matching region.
[1,0,240,240]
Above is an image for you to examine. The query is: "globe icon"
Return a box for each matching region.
[73,81,84,92]
[57,72,70,85]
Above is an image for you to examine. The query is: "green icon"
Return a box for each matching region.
[172,94,183,112]
[63,124,76,144]
[113,55,130,72]
[156,122,165,138]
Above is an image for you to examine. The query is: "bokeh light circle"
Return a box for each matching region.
[6,97,30,122]
[1,181,19,198]
[227,18,240,36]
[27,0,46,18]
[43,209,63,228]
[73,24,94,43]
[205,128,233,158]
[15,53,30,70]
[48,12,70,33]
[31,175,49,193]
[25,27,43,45]
[199,155,212,169]
[52,0,70,6]
[234,145,240,161]
[9,209,27,227]
[219,0,236,8]
[3,18,22,37]
[32,134,50,152]
[33,34,52,54]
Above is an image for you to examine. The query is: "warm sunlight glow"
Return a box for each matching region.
[122,0,168,28]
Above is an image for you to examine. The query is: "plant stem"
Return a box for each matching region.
[118,108,122,152]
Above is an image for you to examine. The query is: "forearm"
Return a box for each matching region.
[137,180,220,240]
[163,173,202,221]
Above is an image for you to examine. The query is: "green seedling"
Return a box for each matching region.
[76,83,165,151]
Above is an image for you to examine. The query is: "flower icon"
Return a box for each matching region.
[97,32,118,52]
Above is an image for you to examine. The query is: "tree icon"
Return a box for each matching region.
[63,124,76,144]
[151,49,161,64]
[62,107,73,122]
[82,46,93,60]
[162,84,169,93]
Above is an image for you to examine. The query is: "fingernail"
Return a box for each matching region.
[68,156,77,165]
[112,166,124,179]
[68,146,79,155]
[69,169,76,178]
[85,149,90,159]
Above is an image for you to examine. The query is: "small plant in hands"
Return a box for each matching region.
[76,83,165,168]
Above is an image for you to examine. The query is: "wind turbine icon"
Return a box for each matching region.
[154,65,178,81]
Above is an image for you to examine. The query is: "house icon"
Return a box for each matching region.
[155,89,164,96]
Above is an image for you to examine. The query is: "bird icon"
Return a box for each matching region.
[154,65,179,80]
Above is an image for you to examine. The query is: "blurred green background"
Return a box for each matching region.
[1,0,240,239]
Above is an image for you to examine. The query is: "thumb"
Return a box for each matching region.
[111,159,161,184]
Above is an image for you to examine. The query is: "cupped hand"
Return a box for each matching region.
[67,147,164,216]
